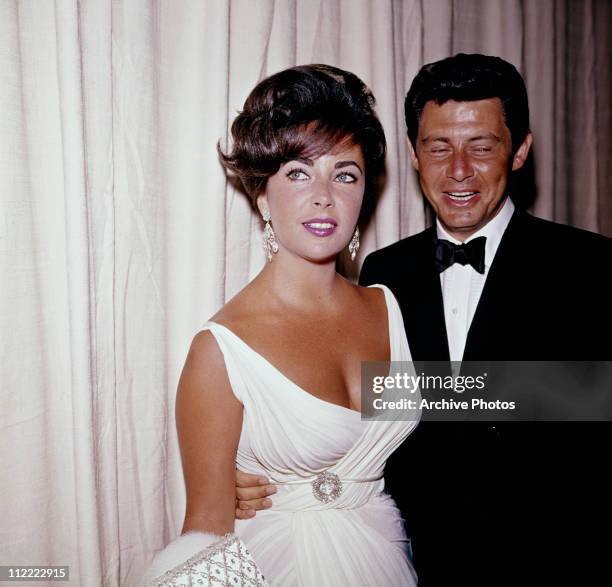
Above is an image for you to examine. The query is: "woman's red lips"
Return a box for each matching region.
[302,218,338,237]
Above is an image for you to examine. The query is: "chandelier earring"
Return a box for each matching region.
[348,226,360,261]
[262,211,279,263]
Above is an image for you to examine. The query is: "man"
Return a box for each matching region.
[359,53,612,586]
[360,53,610,363]
[237,55,612,585]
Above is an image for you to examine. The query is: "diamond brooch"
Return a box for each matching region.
[311,471,343,503]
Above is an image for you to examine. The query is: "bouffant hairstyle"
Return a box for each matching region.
[405,53,530,154]
[219,64,386,211]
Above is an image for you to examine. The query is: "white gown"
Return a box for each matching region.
[201,284,420,586]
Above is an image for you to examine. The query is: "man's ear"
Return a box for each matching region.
[406,137,420,171]
[256,195,269,218]
[511,131,533,171]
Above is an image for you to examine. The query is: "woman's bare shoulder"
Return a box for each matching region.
[343,282,389,334]
[182,329,228,389]
[207,282,264,335]
[353,281,387,310]
[179,326,242,414]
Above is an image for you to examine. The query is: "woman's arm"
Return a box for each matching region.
[142,330,247,585]
[176,329,243,536]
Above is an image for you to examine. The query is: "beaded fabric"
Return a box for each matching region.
[147,533,268,586]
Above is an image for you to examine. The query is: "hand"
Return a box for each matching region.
[235,469,277,520]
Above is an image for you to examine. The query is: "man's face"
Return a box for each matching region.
[408,98,532,241]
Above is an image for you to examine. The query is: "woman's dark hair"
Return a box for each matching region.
[404,53,530,154]
[219,64,386,211]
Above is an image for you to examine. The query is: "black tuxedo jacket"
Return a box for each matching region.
[360,211,612,586]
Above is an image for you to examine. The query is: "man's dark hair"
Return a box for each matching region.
[405,53,530,153]
[219,64,386,210]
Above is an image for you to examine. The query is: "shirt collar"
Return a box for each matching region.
[436,197,515,269]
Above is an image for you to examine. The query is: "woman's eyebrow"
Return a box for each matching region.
[334,160,363,173]
[291,157,313,166]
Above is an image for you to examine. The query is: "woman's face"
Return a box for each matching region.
[257,142,365,264]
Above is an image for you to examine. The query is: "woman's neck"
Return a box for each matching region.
[253,252,348,313]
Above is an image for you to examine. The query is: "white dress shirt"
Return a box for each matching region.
[437,197,515,361]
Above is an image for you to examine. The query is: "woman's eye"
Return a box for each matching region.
[286,168,309,181]
[335,172,357,183]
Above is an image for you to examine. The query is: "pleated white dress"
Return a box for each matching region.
[202,284,419,586]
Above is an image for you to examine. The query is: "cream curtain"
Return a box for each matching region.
[1,1,609,585]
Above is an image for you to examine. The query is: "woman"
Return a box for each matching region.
[143,64,419,586]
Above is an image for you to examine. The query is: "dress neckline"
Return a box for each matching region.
[207,284,394,417]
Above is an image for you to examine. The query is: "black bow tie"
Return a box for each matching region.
[433,236,487,274]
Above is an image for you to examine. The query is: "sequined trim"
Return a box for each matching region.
[148,533,267,586]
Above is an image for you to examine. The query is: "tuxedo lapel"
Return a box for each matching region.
[463,211,524,360]
[402,228,451,362]
[359,226,450,361]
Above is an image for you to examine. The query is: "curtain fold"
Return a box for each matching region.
[1,1,609,584]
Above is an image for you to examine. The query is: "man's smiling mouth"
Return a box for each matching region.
[445,191,479,202]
